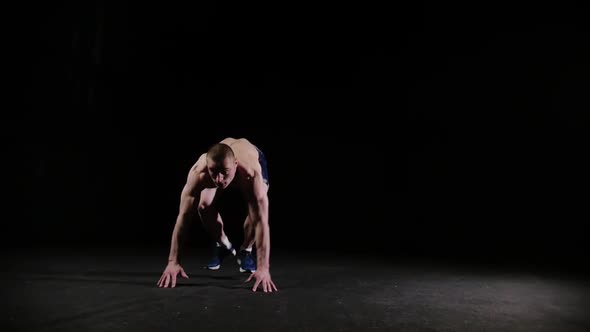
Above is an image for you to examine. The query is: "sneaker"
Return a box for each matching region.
[205,245,236,270]
[237,249,256,273]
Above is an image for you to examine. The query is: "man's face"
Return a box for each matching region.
[207,157,237,189]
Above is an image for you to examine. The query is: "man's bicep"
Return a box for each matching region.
[181,154,207,196]
[182,161,207,196]
[179,169,205,210]
[248,178,269,221]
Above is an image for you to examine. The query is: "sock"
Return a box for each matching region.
[219,236,232,250]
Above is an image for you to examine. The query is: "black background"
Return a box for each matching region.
[3,2,589,269]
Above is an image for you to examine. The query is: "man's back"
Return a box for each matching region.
[219,138,263,182]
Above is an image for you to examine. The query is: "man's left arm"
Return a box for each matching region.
[245,176,278,292]
[251,191,270,271]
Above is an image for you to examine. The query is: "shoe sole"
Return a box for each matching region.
[205,248,236,271]
[237,258,256,273]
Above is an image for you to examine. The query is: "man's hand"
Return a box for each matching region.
[245,269,278,293]
[157,262,189,288]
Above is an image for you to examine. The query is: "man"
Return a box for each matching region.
[157,137,278,293]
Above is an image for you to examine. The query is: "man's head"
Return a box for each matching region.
[206,143,238,189]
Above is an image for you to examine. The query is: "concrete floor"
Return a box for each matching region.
[2,247,589,332]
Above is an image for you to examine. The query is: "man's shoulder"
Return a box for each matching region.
[190,153,208,172]
[236,166,267,188]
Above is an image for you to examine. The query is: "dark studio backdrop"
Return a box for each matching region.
[3,2,589,271]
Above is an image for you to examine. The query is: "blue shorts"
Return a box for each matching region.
[255,146,269,185]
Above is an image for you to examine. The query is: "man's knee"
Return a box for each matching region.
[244,215,257,228]
[198,202,216,215]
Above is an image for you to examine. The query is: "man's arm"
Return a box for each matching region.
[167,167,203,264]
[158,158,207,288]
[244,175,277,292]
[248,180,270,271]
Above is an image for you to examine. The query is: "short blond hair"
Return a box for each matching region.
[206,143,235,163]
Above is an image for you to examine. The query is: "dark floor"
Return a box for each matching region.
[2,247,589,332]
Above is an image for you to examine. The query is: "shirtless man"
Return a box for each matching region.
[157,138,278,293]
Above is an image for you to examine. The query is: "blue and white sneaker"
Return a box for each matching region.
[237,249,256,273]
[205,244,236,270]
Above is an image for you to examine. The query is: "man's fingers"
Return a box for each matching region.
[159,275,166,287]
[271,281,278,291]
[171,274,177,288]
[252,278,261,292]
[181,269,189,279]
[157,275,164,287]
[245,274,253,283]
[164,275,170,288]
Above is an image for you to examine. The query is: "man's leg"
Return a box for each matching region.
[198,188,235,269]
[240,182,269,251]
[242,214,256,251]
[238,214,256,273]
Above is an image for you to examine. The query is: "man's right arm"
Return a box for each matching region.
[167,166,204,264]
